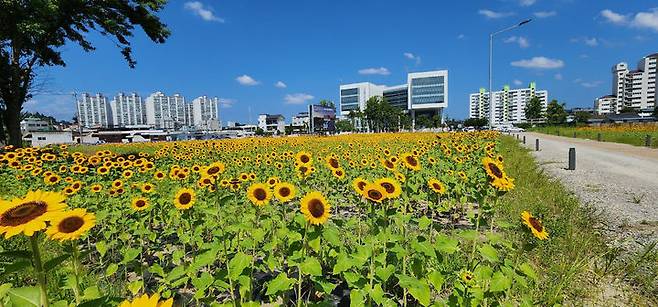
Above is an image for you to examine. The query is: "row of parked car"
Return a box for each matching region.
[460,125,525,133]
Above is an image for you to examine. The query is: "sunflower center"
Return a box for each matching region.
[278,187,291,197]
[405,156,418,167]
[208,166,220,174]
[308,199,325,218]
[529,217,543,232]
[300,155,310,163]
[179,193,192,205]
[381,183,395,194]
[488,163,503,178]
[368,189,383,200]
[0,201,48,226]
[136,200,147,207]
[335,170,343,176]
[299,166,308,173]
[432,183,442,191]
[329,159,339,168]
[357,181,367,191]
[58,216,84,233]
[385,160,394,169]
[254,188,267,201]
[49,176,58,183]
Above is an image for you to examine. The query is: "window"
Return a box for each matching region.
[37,137,46,141]
[341,88,358,96]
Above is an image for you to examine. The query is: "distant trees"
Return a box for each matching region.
[573,111,592,124]
[363,96,404,132]
[545,100,568,125]
[318,99,335,109]
[653,105,658,118]
[524,96,544,121]
[464,117,488,128]
[335,119,354,132]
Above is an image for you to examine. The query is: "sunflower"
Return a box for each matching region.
[375,178,401,199]
[482,157,505,179]
[332,167,346,180]
[141,183,155,193]
[460,271,475,284]
[274,182,296,203]
[521,211,549,240]
[352,177,368,196]
[90,184,103,193]
[44,174,61,185]
[325,156,340,170]
[380,158,396,171]
[204,162,225,177]
[247,183,272,206]
[0,190,68,239]
[363,183,387,203]
[132,197,150,211]
[400,153,421,171]
[491,176,515,192]
[394,172,406,183]
[122,170,134,178]
[154,171,166,180]
[295,151,313,165]
[457,171,468,181]
[300,191,330,225]
[45,208,95,241]
[112,179,124,189]
[118,293,173,307]
[428,178,447,195]
[174,188,196,210]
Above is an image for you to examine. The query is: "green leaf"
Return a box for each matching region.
[352,245,371,268]
[375,265,395,283]
[1,261,31,277]
[44,254,71,272]
[0,250,31,259]
[149,263,165,278]
[105,264,118,276]
[368,284,385,305]
[166,265,187,283]
[266,272,295,296]
[350,289,365,307]
[322,226,341,246]
[418,216,432,230]
[192,272,214,291]
[435,236,459,254]
[300,257,322,276]
[490,272,511,292]
[228,252,251,280]
[412,240,436,258]
[397,276,431,307]
[82,286,101,300]
[127,280,143,295]
[95,241,108,257]
[120,247,141,265]
[427,271,444,290]
[307,236,321,252]
[191,248,218,271]
[0,283,12,297]
[312,276,337,294]
[479,244,499,263]
[332,253,352,274]
[519,263,538,281]
[8,286,41,307]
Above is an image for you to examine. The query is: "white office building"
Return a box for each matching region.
[111,92,146,127]
[77,93,112,128]
[601,53,657,113]
[145,92,189,129]
[292,112,310,127]
[594,95,616,115]
[191,96,220,130]
[258,114,285,134]
[339,70,448,130]
[469,82,548,126]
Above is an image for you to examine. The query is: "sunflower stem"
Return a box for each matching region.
[29,235,49,307]
[296,223,308,307]
[71,243,83,305]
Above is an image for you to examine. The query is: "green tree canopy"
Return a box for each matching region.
[464,117,488,128]
[318,99,335,109]
[524,96,544,120]
[545,99,568,125]
[573,111,592,124]
[1,0,171,146]
[335,119,354,133]
[363,96,403,132]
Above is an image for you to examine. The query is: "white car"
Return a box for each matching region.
[508,126,525,133]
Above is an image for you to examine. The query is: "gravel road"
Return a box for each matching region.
[517,132,658,252]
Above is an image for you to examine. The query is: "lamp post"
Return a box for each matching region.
[71,91,83,144]
[489,19,532,129]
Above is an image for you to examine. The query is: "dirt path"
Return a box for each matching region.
[516,132,658,305]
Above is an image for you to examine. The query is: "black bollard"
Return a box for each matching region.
[597,133,602,142]
[557,130,560,136]
[646,135,652,147]
[535,139,540,151]
[573,132,577,138]
[523,136,526,144]
[568,148,576,170]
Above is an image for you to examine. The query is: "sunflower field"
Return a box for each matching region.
[0,132,549,306]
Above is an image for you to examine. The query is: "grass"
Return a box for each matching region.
[529,125,658,148]
[495,136,656,305]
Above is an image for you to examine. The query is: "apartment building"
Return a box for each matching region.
[599,53,657,114]
[469,82,548,126]
[111,92,146,127]
[76,93,112,128]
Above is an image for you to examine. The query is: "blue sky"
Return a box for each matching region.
[25,0,658,123]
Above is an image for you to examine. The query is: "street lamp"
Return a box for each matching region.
[71,91,83,144]
[488,18,532,129]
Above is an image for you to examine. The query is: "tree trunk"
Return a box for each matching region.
[0,110,6,145]
[4,101,23,147]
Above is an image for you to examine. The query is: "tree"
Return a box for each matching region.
[363,96,404,132]
[318,99,335,109]
[415,115,432,129]
[1,1,170,147]
[464,117,488,128]
[573,111,592,124]
[347,110,363,131]
[335,119,354,133]
[653,105,658,118]
[545,100,568,125]
[525,96,544,120]
[620,106,636,113]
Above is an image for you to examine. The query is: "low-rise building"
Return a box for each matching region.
[594,95,616,115]
[258,114,285,134]
[23,131,73,147]
[20,117,54,133]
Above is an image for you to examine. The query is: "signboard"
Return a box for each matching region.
[309,104,336,132]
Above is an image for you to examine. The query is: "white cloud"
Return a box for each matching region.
[600,9,628,25]
[478,9,515,19]
[403,52,422,65]
[575,80,603,88]
[24,94,76,121]
[519,0,536,7]
[571,37,598,47]
[513,79,523,86]
[504,36,530,48]
[184,1,224,22]
[511,56,564,69]
[631,9,658,32]
[554,73,563,80]
[284,93,315,105]
[218,98,235,108]
[358,67,390,75]
[275,81,287,88]
[534,11,556,18]
[579,54,589,59]
[236,75,260,86]
[457,33,466,39]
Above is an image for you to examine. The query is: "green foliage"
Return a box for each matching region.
[363,96,404,132]
[464,117,488,128]
[524,96,544,120]
[335,119,354,132]
[573,111,592,124]
[545,100,568,125]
